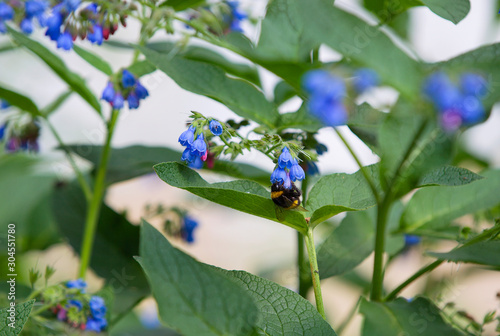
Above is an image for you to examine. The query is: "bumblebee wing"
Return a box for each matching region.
[275,205,286,222]
[292,205,308,212]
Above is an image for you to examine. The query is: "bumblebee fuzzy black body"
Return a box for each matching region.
[271,181,302,210]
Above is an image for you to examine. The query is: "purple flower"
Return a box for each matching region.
[56,308,67,321]
[112,93,124,109]
[87,24,103,45]
[121,69,136,88]
[289,159,305,181]
[127,92,139,109]
[209,119,223,136]
[56,31,73,50]
[135,82,149,100]
[353,68,379,93]
[178,126,195,147]
[278,147,293,169]
[101,82,115,102]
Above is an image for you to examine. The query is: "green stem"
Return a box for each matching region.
[44,119,92,201]
[334,128,380,203]
[304,227,326,319]
[78,109,120,279]
[298,174,311,297]
[370,196,392,301]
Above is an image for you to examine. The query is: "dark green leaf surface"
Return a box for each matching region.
[73,45,113,76]
[428,241,500,267]
[276,104,322,132]
[128,60,157,77]
[0,300,35,336]
[360,297,463,336]
[307,165,378,226]
[159,0,205,11]
[52,182,149,311]
[137,221,259,336]
[401,170,500,233]
[8,27,101,114]
[154,162,308,233]
[0,84,40,116]
[348,103,387,152]
[65,144,270,185]
[218,270,337,336]
[139,45,278,127]
[421,0,470,24]
[418,166,483,187]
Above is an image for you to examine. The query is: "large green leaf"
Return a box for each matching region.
[217,269,337,336]
[347,103,387,153]
[421,0,470,24]
[317,202,404,279]
[401,170,500,233]
[0,300,35,336]
[159,0,205,11]
[52,183,149,311]
[0,84,40,116]
[139,45,278,127]
[7,27,101,114]
[307,165,378,226]
[417,166,483,187]
[66,144,270,185]
[428,241,500,267]
[137,221,259,336]
[360,297,464,336]
[73,45,113,76]
[154,162,308,233]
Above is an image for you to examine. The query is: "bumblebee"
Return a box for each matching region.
[271,181,307,221]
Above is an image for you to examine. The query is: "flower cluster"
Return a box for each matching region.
[423,72,488,131]
[0,0,128,50]
[353,68,380,94]
[101,69,149,110]
[178,119,223,169]
[0,120,40,153]
[49,279,107,332]
[270,147,305,189]
[302,70,348,127]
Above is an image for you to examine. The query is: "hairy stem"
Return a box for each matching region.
[304,227,326,319]
[298,174,312,297]
[78,109,120,279]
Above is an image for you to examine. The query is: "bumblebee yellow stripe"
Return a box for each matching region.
[285,199,299,209]
[271,191,284,198]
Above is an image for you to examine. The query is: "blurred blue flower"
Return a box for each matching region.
[182,215,199,243]
[66,279,87,292]
[353,68,379,93]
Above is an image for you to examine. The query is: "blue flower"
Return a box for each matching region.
[0,3,14,21]
[353,68,379,93]
[62,0,81,12]
[181,147,195,162]
[66,279,87,292]
[68,299,82,311]
[289,159,305,182]
[315,143,327,155]
[308,98,348,126]
[209,119,223,136]
[127,92,139,109]
[121,69,136,88]
[20,18,34,34]
[0,21,6,34]
[278,147,293,169]
[56,31,73,50]
[101,82,115,102]
[0,99,10,109]
[461,95,485,125]
[182,216,199,243]
[270,167,287,184]
[112,93,124,109]
[0,124,5,140]
[135,82,149,100]
[191,133,207,155]
[89,296,107,319]
[227,1,247,33]
[460,73,488,98]
[86,317,107,332]
[25,1,49,19]
[87,24,103,45]
[178,126,195,147]
[404,235,421,247]
[188,155,203,169]
[306,161,319,176]
[44,12,63,41]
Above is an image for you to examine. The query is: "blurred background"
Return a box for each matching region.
[1,0,500,334]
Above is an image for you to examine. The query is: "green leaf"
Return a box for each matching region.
[418,166,483,187]
[297,0,422,97]
[137,220,259,336]
[40,90,72,117]
[8,27,101,114]
[348,103,387,153]
[65,145,270,186]
[73,45,113,76]
[360,297,464,336]
[317,202,404,279]
[159,0,205,11]
[428,241,500,267]
[378,114,452,196]
[128,60,157,77]
[0,84,40,116]
[0,300,35,336]
[217,270,337,335]
[307,165,378,226]
[273,80,296,106]
[52,182,149,311]
[154,162,308,233]
[276,104,322,132]
[139,45,278,127]
[421,0,470,24]
[401,170,500,233]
